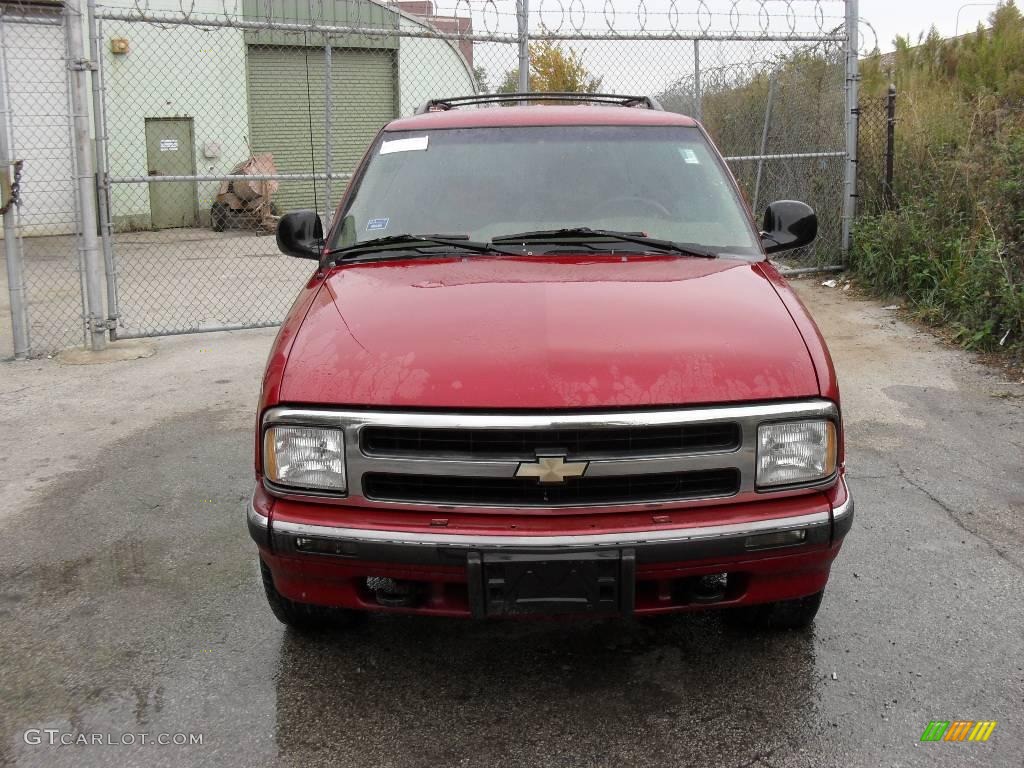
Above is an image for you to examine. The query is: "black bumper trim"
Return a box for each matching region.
[247,482,853,567]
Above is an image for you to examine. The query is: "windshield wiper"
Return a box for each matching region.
[492,227,718,259]
[326,234,516,261]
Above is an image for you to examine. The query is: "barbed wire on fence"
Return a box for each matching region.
[1,0,857,355]
[91,0,850,41]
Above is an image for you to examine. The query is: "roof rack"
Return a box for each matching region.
[415,92,664,115]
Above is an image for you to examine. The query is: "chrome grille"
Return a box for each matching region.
[261,400,838,510]
[363,469,741,506]
[361,422,741,459]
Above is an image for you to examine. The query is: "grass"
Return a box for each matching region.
[852,2,1024,355]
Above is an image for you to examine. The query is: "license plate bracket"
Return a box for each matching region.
[469,549,635,617]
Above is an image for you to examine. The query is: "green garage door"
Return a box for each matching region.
[246,46,396,214]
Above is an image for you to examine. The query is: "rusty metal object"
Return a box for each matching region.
[211,153,279,233]
[0,159,24,215]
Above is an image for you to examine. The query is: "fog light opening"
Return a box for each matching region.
[366,576,422,608]
[693,572,729,603]
[744,529,807,551]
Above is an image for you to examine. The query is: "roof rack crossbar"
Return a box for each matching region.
[415,92,665,114]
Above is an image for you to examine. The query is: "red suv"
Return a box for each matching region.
[249,93,852,630]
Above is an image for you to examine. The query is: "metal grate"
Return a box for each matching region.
[362,468,740,507]
[360,422,741,459]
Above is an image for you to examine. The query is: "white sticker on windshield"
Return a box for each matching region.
[380,136,429,154]
[681,148,700,164]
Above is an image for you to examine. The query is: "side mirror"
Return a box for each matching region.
[761,200,817,254]
[276,210,323,260]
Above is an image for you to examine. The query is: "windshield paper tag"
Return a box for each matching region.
[380,136,428,154]
[681,148,700,164]
[366,217,389,231]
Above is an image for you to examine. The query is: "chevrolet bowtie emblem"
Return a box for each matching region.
[514,454,589,484]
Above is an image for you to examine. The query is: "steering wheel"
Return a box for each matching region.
[588,195,673,220]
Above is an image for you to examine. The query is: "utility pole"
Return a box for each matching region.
[954,3,998,36]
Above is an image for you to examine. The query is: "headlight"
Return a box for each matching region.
[263,426,346,492]
[756,420,837,488]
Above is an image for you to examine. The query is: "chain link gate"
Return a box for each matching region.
[2,0,860,355]
[1,1,90,358]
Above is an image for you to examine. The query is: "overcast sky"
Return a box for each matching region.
[858,0,1005,51]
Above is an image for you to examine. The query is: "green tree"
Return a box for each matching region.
[496,68,520,94]
[497,41,602,94]
[472,65,491,95]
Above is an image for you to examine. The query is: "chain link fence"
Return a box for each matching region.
[2,0,860,356]
[856,83,895,217]
[658,35,848,266]
[1,3,85,357]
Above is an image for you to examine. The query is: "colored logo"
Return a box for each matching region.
[920,721,997,742]
[514,454,589,484]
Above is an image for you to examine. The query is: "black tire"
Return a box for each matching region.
[721,590,824,631]
[210,202,229,232]
[259,558,363,632]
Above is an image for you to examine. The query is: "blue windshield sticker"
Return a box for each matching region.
[366,217,390,231]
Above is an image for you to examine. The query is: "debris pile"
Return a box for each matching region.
[210,153,279,233]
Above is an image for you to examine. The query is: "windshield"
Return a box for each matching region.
[331,125,761,258]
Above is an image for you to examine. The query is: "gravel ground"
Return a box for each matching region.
[0,278,1021,767]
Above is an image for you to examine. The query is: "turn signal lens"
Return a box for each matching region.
[745,530,808,550]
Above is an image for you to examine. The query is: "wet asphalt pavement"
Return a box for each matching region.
[1,282,1022,767]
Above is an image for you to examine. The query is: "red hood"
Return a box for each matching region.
[279,256,819,409]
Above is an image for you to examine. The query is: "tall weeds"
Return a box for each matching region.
[853,2,1024,353]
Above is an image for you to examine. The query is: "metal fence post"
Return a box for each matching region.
[87,0,118,339]
[841,0,860,264]
[753,74,777,215]
[883,84,896,210]
[66,0,106,350]
[692,39,702,121]
[0,13,30,358]
[323,38,333,228]
[516,0,529,94]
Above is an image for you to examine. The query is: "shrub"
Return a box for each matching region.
[853,2,1024,353]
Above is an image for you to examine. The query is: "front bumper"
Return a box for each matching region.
[249,479,853,617]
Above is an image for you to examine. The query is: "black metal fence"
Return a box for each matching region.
[856,84,896,216]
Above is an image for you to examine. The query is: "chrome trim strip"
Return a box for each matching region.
[271,510,830,550]
[833,482,853,521]
[262,400,839,510]
[247,497,268,528]
[264,401,836,432]
[831,477,854,540]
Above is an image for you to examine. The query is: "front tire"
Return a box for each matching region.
[259,558,363,632]
[721,590,824,631]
